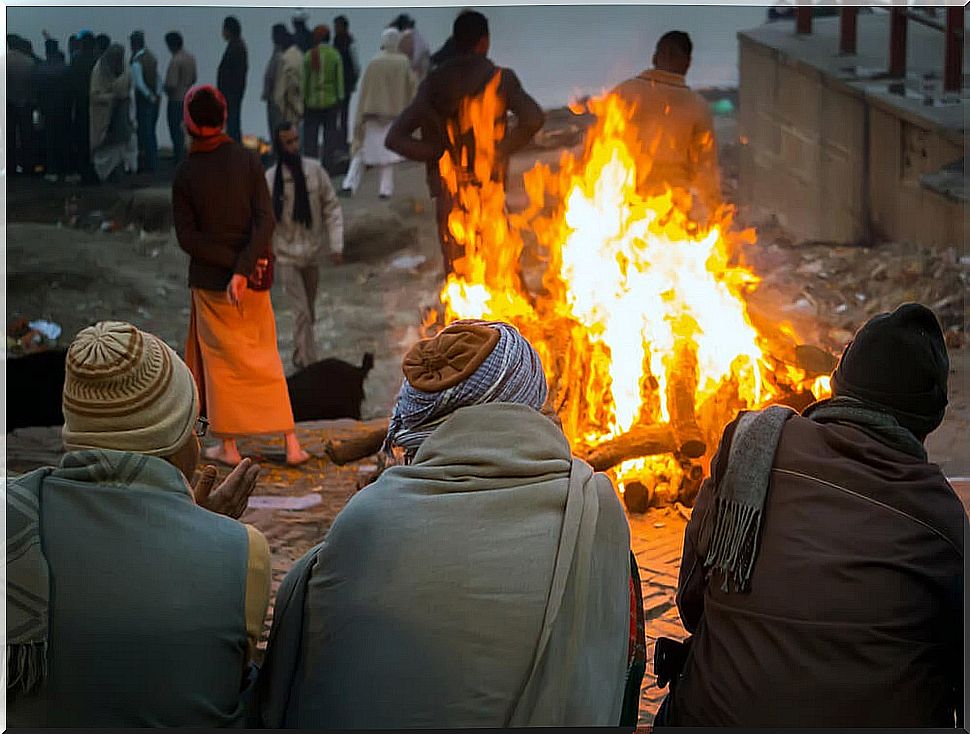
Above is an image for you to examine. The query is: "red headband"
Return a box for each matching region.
[183,84,227,138]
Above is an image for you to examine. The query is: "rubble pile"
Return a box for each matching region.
[742,233,967,353]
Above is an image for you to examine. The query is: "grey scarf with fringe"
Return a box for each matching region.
[7,466,54,696]
[703,405,794,593]
[703,396,928,595]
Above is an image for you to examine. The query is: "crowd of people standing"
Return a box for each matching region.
[6,11,438,192]
[5,7,965,729]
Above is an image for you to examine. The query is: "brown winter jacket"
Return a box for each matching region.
[385,52,544,198]
[668,412,966,727]
[172,142,274,291]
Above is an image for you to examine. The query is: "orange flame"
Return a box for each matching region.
[431,81,830,493]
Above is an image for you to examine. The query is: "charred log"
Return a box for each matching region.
[324,419,390,465]
[623,480,652,514]
[667,346,708,459]
[584,425,677,472]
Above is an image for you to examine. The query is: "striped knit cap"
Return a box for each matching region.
[62,321,199,456]
[384,320,548,460]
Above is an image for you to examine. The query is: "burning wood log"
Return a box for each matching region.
[584,425,677,472]
[623,480,652,514]
[324,419,390,465]
[667,346,708,459]
[678,462,705,505]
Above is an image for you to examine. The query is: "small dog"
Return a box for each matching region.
[286,353,375,422]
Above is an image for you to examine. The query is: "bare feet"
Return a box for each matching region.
[283,431,311,466]
[286,448,312,466]
[204,441,243,466]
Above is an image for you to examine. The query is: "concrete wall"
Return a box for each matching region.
[738,29,965,250]
[867,102,964,247]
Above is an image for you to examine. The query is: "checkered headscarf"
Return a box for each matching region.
[384,320,548,461]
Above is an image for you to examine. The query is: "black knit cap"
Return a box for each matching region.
[830,302,949,439]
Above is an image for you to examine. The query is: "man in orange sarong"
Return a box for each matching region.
[173,84,310,466]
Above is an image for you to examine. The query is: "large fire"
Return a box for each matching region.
[429,72,830,503]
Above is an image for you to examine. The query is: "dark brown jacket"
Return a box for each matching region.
[669,413,966,727]
[385,52,544,198]
[217,37,247,101]
[172,142,274,291]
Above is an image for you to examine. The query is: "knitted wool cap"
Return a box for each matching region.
[62,321,199,456]
[183,84,227,139]
[830,302,948,439]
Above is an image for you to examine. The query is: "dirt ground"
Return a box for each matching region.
[5,105,968,725]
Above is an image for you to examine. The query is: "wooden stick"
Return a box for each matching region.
[583,425,677,472]
[324,420,390,465]
[668,346,707,459]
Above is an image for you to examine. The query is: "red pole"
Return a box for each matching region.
[796,6,812,35]
[889,8,908,78]
[944,7,964,93]
[840,8,858,55]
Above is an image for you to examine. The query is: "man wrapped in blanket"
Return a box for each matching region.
[256,319,645,727]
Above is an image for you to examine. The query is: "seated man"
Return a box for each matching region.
[256,320,642,727]
[657,303,965,726]
[6,321,270,726]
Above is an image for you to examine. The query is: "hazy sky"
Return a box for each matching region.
[7,4,767,141]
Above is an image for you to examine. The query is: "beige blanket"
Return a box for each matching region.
[89,57,131,151]
[352,51,416,154]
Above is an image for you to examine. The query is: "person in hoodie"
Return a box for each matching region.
[385,10,544,275]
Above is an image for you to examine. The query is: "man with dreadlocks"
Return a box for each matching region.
[255,320,645,728]
[265,121,344,370]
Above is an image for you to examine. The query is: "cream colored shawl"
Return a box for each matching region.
[256,402,631,728]
[351,39,416,153]
[89,46,131,151]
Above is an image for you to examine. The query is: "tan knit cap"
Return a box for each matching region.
[62,321,199,456]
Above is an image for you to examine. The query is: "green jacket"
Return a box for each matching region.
[303,44,344,110]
